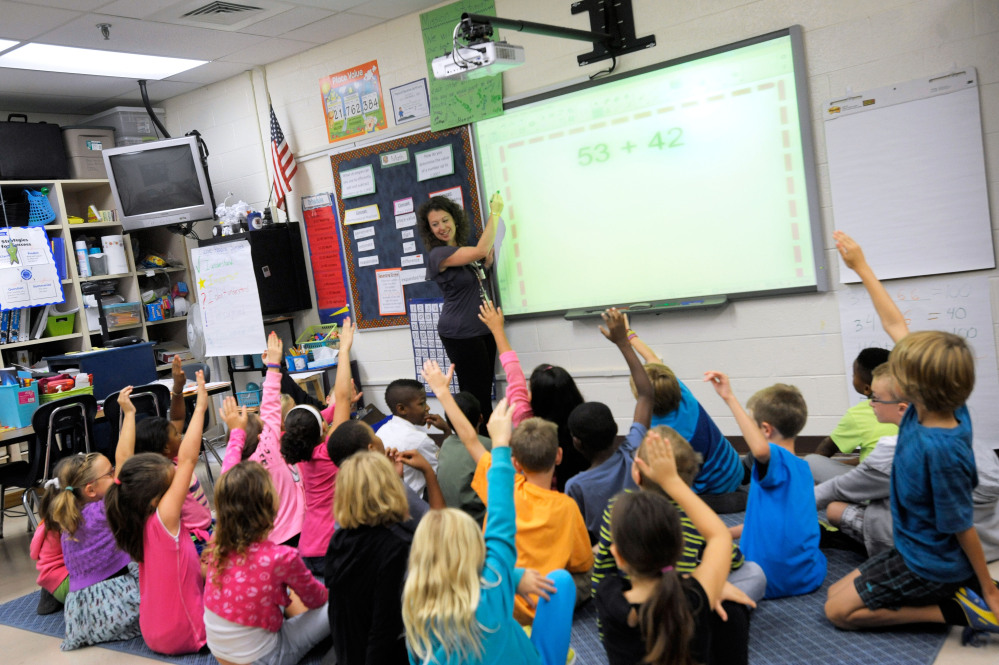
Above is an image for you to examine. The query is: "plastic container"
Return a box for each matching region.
[62,126,114,179]
[78,106,166,143]
[236,389,262,408]
[39,385,94,404]
[286,354,307,371]
[294,324,339,353]
[104,302,142,328]
[0,383,39,428]
[75,240,90,277]
[45,310,77,337]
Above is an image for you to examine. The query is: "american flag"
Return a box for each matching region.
[270,105,298,211]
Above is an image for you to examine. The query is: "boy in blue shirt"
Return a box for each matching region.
[705,373,826,598]
[824,231,999,634]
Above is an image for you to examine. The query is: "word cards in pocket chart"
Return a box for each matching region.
[837,273,999,448]
[407,298,458,397]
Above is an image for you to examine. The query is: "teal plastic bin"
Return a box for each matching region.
[0,383,39,428]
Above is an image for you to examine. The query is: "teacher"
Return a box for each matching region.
[419,192,503,428]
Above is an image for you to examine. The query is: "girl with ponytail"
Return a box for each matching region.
[278,318,357,573]
[595,430,749,665]
[44,389,141,650]
[105,373,210,655]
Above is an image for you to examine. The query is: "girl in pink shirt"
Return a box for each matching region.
[221,332,304,546]
[204,460,329,665]
[279,319,357,573]
[106,373,210,655]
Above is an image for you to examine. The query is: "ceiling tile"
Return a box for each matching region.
[166,59,251,84]
[38,12,265,60]
[284,0,368,10]
[236,6,335,37]
[0,0,82,40]
[0,92,110,115]
[279,11,381,43]
[18,0,110,9]
[350,0,441,21]
[220,37,318,65]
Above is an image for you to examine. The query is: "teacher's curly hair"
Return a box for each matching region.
[417,196,469,249]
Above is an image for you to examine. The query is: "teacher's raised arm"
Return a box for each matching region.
[418,193,502,271]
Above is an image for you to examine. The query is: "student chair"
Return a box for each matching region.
[181,362,225,487]
[102,382,171,461]
[1,394,98,537]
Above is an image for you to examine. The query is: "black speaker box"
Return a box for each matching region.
[199,222,313,317]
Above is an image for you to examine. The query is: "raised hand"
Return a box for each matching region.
[421,359,454,397]
[633,429,679,488]
[338,317,355,351]
[599,307,628,345]
[264,330,283,366]
[489,191,504,217]
[703,370,733,401]
[218,396,248,432]
[171,355,186,393]
[486,397,514,448]
[117,385,135,416]
[194,370,208,410]
[477,301,505,333]
[833,230,868,273]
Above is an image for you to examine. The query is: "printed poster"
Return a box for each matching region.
[320,59,388,143]
[0,227,65,310]
[302,193,351,325]
[420,0,503,132]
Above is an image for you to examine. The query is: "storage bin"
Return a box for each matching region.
[62,126,114,179]
[236,389,262,408]
[0,383,39,428]
[104,302,142,328]
[79,106,165,143]
[45,311,77,337]
[295,324,339,352]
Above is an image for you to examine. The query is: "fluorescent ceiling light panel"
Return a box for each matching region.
[0,40,19,53]
[0,44,206,79]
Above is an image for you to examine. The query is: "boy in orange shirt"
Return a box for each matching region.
[422,359,593,625]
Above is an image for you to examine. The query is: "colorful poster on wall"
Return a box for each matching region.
[320,60,388,143]
[419,0,503,132]
[0,227,65,311]
[302,193,351,325]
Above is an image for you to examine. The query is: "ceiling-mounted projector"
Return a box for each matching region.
[431,41,526,80]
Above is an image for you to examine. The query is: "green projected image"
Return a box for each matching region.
[474,31,821,317]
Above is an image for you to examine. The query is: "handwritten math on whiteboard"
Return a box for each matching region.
[837,274,999,449]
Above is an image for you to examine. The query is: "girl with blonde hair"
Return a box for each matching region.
[402,398,575,665]
[324,449,412,665]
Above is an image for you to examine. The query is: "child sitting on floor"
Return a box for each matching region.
[204,461,329,665]
[106,374,210,655]
[423,359,593,625]
[705,373,826,598]
[30,488,70,615]
[377,377,450,496]
[595,431,750,665]
[403,398,575,665]
[591,425,768,604]
[824,230,999,636]
[564,307,653,543]
[436,391,492,525]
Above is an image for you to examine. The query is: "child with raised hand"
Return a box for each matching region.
[825,231,999,636]
[478,300,588,489]
[595,430,745,665]
[279,318,357,573]
[43,446,139,650]
[105,372,210,655]
[403,397,575,665]
[204,461,329,665]
[424,359,593,625]
[565,307,653,543]
[220,331,304,546]
[623,322,745,512]
[704,371,825,598]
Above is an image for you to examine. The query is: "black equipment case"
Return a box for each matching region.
[0,114,70,180]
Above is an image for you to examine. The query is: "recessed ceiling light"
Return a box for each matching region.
[0,40,19,54]
[0,43,206,79]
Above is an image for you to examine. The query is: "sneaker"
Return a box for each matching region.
[955,587,999,633]
[566,647,576,665]
[36,588,63,615]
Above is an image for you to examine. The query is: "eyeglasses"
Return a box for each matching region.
[95,466,115,480]
[870,397,903,405]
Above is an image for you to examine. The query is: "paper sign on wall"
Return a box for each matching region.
[321,59,388,143]
[0,227,64,310]
[192,241,266,356]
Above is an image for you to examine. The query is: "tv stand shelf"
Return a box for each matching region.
[0,178,197,370]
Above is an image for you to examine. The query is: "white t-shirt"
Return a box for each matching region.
[376,415,439,494]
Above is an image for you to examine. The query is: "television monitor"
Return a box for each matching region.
[102,135,214,232]
[473,25,826,318]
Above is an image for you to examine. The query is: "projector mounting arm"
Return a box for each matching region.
[459,0,654,67]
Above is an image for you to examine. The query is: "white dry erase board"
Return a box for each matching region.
[836,273,999,452]
[191,241,266,357]
[824,69,994,283]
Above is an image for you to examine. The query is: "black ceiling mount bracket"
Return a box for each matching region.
[571,0,656,67]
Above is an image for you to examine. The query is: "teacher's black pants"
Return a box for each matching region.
[439,333,497,432]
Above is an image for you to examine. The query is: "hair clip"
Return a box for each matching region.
[63,485,74,492]
[543,365,554,371]
[43,478,60,491]
[661,565,674,573]
[113,477,121,485]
